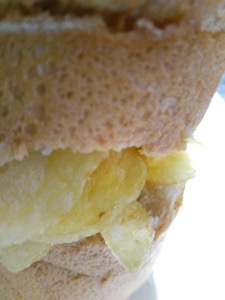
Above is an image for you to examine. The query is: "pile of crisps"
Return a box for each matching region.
[0,148,194,273]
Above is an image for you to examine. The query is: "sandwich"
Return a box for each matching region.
[0,0,225,299]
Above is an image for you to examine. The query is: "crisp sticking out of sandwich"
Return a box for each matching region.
[0,0,225,299]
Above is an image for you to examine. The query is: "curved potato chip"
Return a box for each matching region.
[33,149,147,244]
[102,202,153,272]
[0,241,50,273]
[144,150,195,185]
[0,150,106,247]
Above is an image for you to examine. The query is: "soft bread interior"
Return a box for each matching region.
[0,8,225,166]
[0,182,184,300]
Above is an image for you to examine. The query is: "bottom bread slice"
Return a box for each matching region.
[0,183,184,300]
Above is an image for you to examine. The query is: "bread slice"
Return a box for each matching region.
[0,1,225,166]
[0,183,184,300]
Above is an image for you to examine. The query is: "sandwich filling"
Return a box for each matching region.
[0,148,194,273]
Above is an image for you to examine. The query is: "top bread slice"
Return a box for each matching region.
[0,0,225,167]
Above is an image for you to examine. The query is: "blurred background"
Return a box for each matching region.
[130,73,225,300]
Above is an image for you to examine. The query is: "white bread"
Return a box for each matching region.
[0,0,225,166]
[0,0,225,299]
[0,183,184,300]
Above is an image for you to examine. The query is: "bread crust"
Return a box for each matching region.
[0,2,225,166]
[0,183,184,300]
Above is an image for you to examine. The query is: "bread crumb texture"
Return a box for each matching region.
[0,183,184,300]
[0,1,225,166]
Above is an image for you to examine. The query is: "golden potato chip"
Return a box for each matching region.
[0,241,50,273]
[35,149,147,244]
[0,150,106,247]
[144,150,195,185]
[102,202,153,272]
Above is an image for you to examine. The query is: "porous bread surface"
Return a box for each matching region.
[0,237,162,300]
[0,183,184,300]
[0,1,225,166]
[0,274,23,299]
